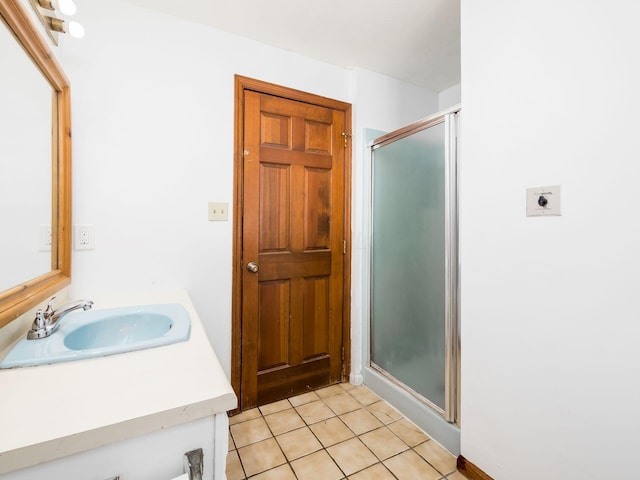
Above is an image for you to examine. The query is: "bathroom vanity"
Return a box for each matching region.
[0,291,236,480]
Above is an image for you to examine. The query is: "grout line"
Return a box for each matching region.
[251,400,297,479]
[228,435,248,480]
[284,397,348,479]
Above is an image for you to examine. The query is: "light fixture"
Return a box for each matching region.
[68,21,85,38]
[45,16,65,33]
[44,17,84,38]
[37,0,76,16]
[36,0,54,9]
[30,0,84,44]
[57,0,77,16]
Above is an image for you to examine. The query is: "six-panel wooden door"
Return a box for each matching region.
[240,90,346,408]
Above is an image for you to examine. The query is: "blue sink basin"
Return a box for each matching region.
[0,304,191,369]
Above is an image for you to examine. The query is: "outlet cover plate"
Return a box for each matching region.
[74,224,95,250]
[39,225,52,251]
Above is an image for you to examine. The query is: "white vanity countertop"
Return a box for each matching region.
[0,290,237,474]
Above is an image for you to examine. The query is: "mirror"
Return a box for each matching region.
[0,0,71,328]
[0,11,52,291]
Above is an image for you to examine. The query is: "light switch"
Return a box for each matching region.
[527,185,561,217]
[208,202,229,221]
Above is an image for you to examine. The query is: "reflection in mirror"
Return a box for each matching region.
[0,0,71,328]
[0,16,53,292]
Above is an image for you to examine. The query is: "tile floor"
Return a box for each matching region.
[227,383,466,480]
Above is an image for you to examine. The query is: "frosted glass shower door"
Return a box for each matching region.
[370,113,458,421]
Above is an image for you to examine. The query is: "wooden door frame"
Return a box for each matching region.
[231,75,352,413]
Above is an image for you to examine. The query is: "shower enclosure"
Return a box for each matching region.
[367,107,460,445]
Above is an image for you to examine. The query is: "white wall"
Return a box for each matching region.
[55,1,438,380]
[438,83,461,110]
[460,1,640,478]
[57,0,350,377]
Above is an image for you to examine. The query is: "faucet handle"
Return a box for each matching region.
[44,296,56,315]
[34,297,56,324]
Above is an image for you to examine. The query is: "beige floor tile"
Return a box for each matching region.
[359,426,409,460]
[387,418,430,446]
[340,408,384,435]
[327,437,378,476]
[228,390,455,480]
[229,407,261,425]
[264,408,305,435]
[446,471,467,480]
[250,463,297,480]
[383,450,442,480]
[316,384,345,398]
[230,417,272,448]
[348,385,381,406]
[225,450,245,480]
[368,400,403,425]
[295,399,336,424]
[291,449,344,480]
[237,438,286,477]
[289,390,320,407]
[348,462,396,480]
[309,416,355,447]
[323,392,363,415]
[259,399,291,416]
[276,426,323,461]
[414,440,458,475]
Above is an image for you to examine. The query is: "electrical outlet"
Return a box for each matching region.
[39,225,52,251]
[208,202,229,221]
[74,224,95,250]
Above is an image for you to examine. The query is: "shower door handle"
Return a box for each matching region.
[246,262,259,273]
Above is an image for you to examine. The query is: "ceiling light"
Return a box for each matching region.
[68,21,84,38]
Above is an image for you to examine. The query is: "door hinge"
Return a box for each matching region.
[343,240,347,255]
[341,132,352,148]
[341,345,346,379]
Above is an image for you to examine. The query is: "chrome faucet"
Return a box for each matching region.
[27,296,94,340]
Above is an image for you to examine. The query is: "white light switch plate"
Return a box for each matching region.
[208,202,229,221]
[527,185,561,217]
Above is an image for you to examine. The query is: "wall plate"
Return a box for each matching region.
[208,202,229,221]
[74,224,95,250]
[39,224,52,251]
[526,185,561,217]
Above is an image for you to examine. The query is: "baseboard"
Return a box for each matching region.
[457,455,494,480]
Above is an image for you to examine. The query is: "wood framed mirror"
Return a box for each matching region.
[0,0,71,328]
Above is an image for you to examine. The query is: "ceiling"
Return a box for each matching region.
[123,0,460,93]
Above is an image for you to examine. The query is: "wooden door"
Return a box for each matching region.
[238,89,348,409]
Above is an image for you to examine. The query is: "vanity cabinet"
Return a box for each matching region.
[0,292,236,480]
[0,415,228,480]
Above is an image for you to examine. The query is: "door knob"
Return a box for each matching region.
[246,262,259,273]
